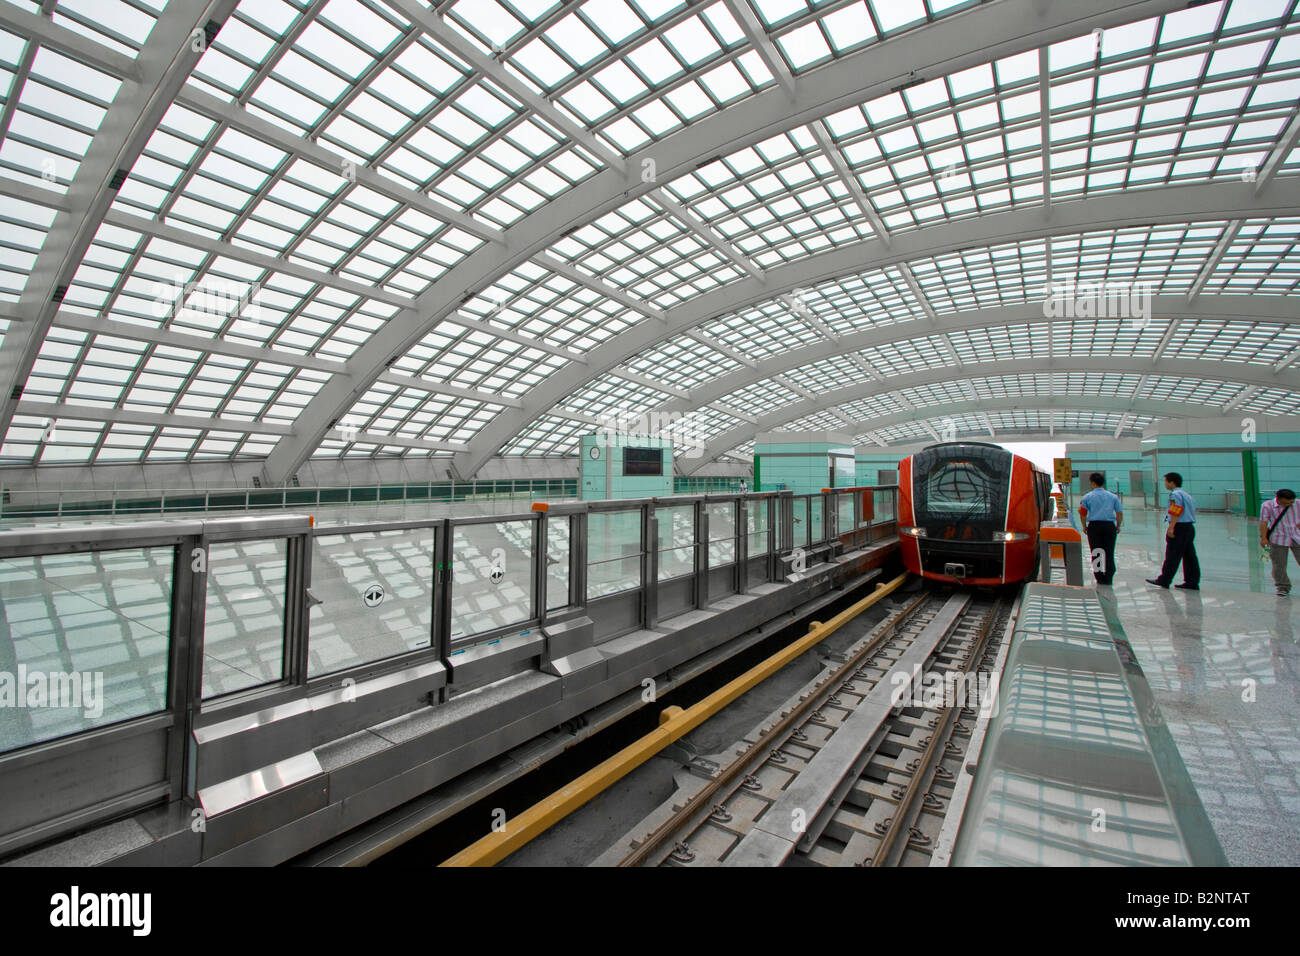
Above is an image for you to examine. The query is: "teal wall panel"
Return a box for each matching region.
[755,440,850,494]
[580,434,673,500]
[1144,430,1300,512]
[1066,450,1145,496]
[855,452,904,486]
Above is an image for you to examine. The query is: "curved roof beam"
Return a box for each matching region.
[839,429,1127,448]
[458,179,1297,478]
[679,357,1300,473]
[702,395,1216,454]
[259,0,1192,484]
[654,296,1296,415]
[0,1,239,445]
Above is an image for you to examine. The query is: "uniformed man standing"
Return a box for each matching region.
[1147,472,1200,590]
[1078,472,1122,586]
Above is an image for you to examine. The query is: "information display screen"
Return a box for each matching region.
[624,446,663,476]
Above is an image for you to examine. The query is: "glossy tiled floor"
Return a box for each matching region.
[1091,506,1300,865]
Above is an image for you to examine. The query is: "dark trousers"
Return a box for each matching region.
[1157,522,1200,587]
[1086,521,1117,584]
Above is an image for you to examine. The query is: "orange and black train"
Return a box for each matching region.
[898,442,1052,586]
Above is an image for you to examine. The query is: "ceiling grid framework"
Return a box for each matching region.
[0,0,1295,479]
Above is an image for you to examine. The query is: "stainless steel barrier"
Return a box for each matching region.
[0,479,580,521]
[1037,522,1086,586]
[0,486,897,857]
[0,513,310,856]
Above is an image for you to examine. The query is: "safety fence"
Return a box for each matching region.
[0,485,896,856]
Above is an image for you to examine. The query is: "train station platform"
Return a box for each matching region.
[951,581,1225,866]
[1089,507,1300,865]
[0,487,900,866]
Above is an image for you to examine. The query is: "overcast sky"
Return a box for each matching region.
[999,442,1065,473]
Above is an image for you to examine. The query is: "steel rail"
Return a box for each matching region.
[618,589,935,867]
[868,595,1007,866]
[440,571,912,867]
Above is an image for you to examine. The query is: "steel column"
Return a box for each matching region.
[643,505,658,630]
[696,501,709,610]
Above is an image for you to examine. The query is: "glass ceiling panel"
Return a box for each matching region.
[0,0,1297,467]
[0,35,122,199]
[1202,217,1300,294]
[622,336,742,391]
[502,412,596,457]
[655,126,880,269]
[838,393,907,419]
[558,375,674,420]
[786,409,858,433]
[780,403,1156,452]
[701,362,1254,459]
[1242,385,1300,416]
[783,354,874,394]
[542,192,747,308]
[1044,0,1300,200]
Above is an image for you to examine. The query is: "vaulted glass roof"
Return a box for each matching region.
[0,0,1296,477]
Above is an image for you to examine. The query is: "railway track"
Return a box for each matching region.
[601,589,1015,867]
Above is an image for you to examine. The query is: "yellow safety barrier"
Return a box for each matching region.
[441,571,909,867]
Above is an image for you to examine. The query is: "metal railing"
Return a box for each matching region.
[0,478,580,520]
[671,475,747,495]
[0,485,896,856]
[0,476,751,519]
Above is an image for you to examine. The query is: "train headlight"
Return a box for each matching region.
[994,531,1029,542]
[903,526,927,537]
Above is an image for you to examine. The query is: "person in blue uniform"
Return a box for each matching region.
[1147,472,1199,590]
[1078,473,1123,585]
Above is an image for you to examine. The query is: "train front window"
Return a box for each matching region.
[925,462,995,522]
[912,445,1012,538]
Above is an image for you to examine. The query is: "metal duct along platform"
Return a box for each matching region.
[0,487,898,866]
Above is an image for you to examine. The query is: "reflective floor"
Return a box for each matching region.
[1091,506,1300,865]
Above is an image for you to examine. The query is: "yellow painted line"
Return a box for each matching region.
[441,571,910,867]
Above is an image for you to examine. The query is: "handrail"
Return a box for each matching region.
[0,480,580,521]
[0,476,746,497]
[0,475,754,520]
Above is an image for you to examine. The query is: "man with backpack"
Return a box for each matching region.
[1260,488,1300,596]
